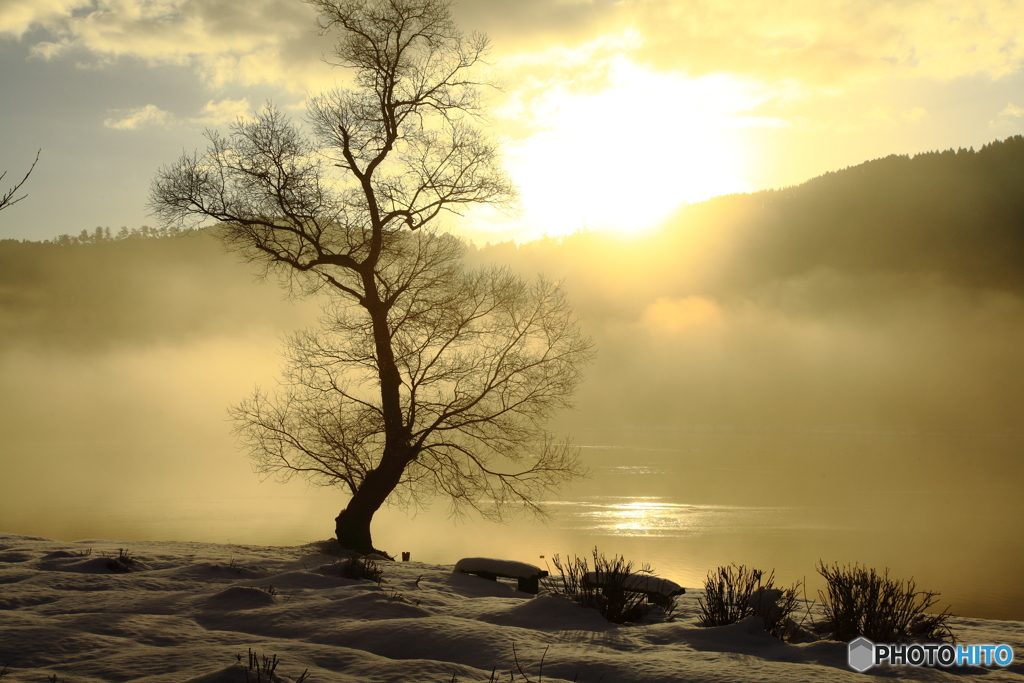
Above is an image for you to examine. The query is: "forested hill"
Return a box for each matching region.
[684,135,1024,294]
[0,230,317,352]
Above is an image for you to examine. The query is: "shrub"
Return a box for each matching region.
[240,648,309,683]
[245,649,279,683]
[816,561,956,643]
[545,548,676,624]
[106,548,136,573]
[340,557,384,584]
[697,564,803,641]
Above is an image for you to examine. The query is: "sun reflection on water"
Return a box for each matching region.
[549,497,797,538]
[600,500,681,534]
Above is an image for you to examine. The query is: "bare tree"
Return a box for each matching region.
[150,0,593,554]
[1,150,40,213]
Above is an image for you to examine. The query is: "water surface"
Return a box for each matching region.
[2,426,1021,620]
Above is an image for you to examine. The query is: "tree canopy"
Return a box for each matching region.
[150,0,592,554]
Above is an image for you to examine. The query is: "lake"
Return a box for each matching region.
[2,425,1021,621]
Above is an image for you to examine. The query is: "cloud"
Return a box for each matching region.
[461,0,1024,87]
[627,0,1024,85]
[989,102,1024,129]
[4,0,333,91]
[451,0,619,54]
[0,0,91,37]
[998,103,1024,118]
[5,0,1024,97]
[103,98,252,130]
[104,103,171,130]
[188,97,252,126]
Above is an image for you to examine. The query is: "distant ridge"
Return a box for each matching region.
[685,135,1024,292]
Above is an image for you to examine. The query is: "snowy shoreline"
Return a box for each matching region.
[1,533,1022,682]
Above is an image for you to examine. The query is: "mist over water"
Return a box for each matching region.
[2,423,1019,620]
[2,145,1023,620]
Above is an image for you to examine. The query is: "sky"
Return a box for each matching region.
[2,0,1024,243]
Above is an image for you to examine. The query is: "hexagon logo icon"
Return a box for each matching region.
[848,637,875,672]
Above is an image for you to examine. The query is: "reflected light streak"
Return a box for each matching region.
[602,501,681,534]
[594,500,707,535]
[570,498,766,536]
[543,498,816,538]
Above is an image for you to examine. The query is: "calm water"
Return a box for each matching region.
[2,426,1022,621]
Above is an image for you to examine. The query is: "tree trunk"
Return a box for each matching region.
[334,448,410,555]
[334,276,410,555]
[334,506,376,555]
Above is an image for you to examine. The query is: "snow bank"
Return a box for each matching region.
[1,533,1021,683]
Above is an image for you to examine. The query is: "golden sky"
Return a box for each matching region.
[2,0,1024,242]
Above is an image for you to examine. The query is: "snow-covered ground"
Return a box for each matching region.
[1,533,1021,683]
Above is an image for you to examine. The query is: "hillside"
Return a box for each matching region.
[0,230,316,352]
[735,135,1024,291]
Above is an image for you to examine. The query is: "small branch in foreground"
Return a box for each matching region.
[0,149,40,212]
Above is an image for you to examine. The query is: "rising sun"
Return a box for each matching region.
[499,58,760,240]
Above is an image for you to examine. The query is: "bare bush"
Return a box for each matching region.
[817,561,955,643]
[241,648,309,683]
[338,556,384,584]
[697,564,804,641]
[106,548,137,574]
[546,548,676,624]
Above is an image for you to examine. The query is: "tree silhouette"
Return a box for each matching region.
[150,0,592,554]
[0,150,40,213]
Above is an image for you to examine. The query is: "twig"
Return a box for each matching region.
[512,642,548,683]
[0,149,40,211]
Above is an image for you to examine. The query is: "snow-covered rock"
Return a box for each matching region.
[453,556,548,593]
[453,556,546,579]
[583,570,685,597]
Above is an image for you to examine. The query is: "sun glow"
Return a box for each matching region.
[496,58,771,239]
